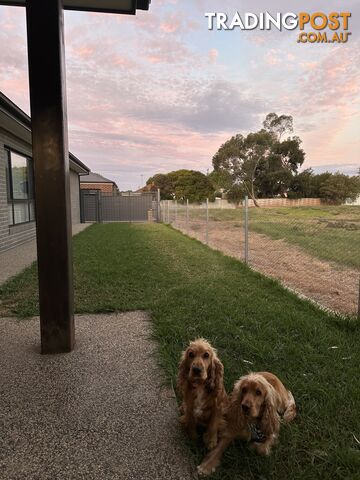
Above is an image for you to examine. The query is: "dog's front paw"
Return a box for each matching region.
[252,442,271,456]
[203,432,218,450]
[197,462,217,477]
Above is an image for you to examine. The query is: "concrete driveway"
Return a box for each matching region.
[0,311,195,480]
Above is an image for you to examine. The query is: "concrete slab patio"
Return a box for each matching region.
[0,312,195,480]
[0,224,91,285]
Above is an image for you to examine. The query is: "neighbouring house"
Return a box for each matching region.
[80,172,119,193]
[136,182,158,194]
[0,91,90,253]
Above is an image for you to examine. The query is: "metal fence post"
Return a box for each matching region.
[358,275,360,319]
[206,198,209,245]
[129,191,132,224]
[244,195,249,264]
[167,200,170,224]
[175,200,178,224]
[186,199,189,234]
[157,188,161,223]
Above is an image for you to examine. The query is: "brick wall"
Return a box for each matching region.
[80,183,114,193]
[0,128,36,252]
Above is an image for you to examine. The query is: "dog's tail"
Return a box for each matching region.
[283,390,296,423]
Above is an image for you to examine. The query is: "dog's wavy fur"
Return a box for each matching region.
[177,338,227,450]
[197,372,296,476]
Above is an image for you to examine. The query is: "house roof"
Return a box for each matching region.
[136,182,158,193]
[80,172,117,185]
[0,91,90,175]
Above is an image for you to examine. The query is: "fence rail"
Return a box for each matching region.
[160,197,360,317]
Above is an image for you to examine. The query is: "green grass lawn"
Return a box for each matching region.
[202,205,360,269]
[1,223,359,479]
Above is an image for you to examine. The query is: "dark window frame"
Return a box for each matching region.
[5,147,35,226]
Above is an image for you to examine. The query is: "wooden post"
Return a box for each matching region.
[26,0,74,353]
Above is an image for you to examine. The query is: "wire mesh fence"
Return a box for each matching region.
[160,197,360,317]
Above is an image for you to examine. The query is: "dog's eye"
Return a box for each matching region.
[203,352,209,359]
[188,351,194,358]
[255,389,262,396]
[242,387,247,394]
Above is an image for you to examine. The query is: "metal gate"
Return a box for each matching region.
[80,190,159,223]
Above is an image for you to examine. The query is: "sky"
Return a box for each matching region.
[0,0,359,191]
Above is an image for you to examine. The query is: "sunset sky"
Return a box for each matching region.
[0,0,359,190]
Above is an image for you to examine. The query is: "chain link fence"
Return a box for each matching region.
[160,197,360,317]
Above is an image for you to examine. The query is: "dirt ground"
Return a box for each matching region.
[173,220,359,316]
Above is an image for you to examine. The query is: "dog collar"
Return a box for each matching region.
[248,423,267,443]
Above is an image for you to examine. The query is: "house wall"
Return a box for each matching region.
[70,171,81,224]
[0,128,36,252]
[0,127,83,252]
[80,182,115,193]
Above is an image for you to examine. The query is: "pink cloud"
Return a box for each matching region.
[160,14,181,33]
[209,48,218,64]
[72,46,94,58]
[265,49,281,65]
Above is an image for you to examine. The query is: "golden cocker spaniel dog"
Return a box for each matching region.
[177,338,228,450]
[197,371,296,476]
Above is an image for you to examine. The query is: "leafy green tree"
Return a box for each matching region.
[175,170,215,202]
[226,184,247,206]
[208,169,233,196]
[212,114,305,205]
[288,168,315,198]
[147,169,214,202]
[309,172,332,197]
[319,173,360,204]
[263,112,293,140]
[146,173,174,199]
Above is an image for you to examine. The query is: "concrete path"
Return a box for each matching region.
[0,223,91,285]
[0,312,195,480]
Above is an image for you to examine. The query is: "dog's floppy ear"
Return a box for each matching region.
[206,356,224,393]
[177,348,189,395]
[259,382,280,436]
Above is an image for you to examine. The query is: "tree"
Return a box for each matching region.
[226,184,247,206]
[263,112,293,141]
[175,170,215,202]
[288,168,315,198]
[146,173,175,199]
[147,169,214,202]
[212,114,305,205]
[208,169,233,196]
[319,173,360,204]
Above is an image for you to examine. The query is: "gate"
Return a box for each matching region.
[80,190,159,223]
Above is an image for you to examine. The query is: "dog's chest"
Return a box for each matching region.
[193,389,206,419]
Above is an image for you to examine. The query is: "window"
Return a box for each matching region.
[6,149,35,225]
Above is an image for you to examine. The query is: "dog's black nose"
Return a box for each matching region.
[192,366,202,375]
[242,404,250,413]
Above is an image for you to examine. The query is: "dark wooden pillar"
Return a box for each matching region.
[26,0,74,353]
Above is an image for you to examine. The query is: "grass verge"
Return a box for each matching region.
[0,223,359,479]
